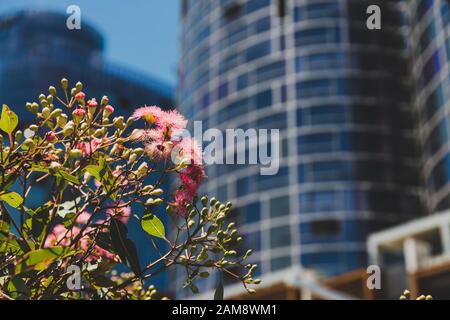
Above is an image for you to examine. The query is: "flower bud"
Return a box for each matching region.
[30,102,39,114]
[42,107,51,119]
[133,148,145,156]
[14,130,23,142]
[103,105,114,118]
[70,149,82,159]
[93,128,104,138]
[39,94,46,102]
[26,102,38,114]
[57,114,68,127]
[62,123,74,137]
[61,78,69,89]
[80,122,88,131]
[75,81,83,91]
[149,188,164,196]
[29,125,39,132]
[45,131,57,143]
[49,161,62,171]
[145,198,163,206]
[113,116,125,129]
[23,138,35,148]
[72,108,85,125]
[87,98,98,110]
[110,144,122,155]
[135,162,148,177]
[142,185,154,193]
[101,96,109,106]
[128,153,137,164]
[50,108,62,119]
[49,86,57,96]
[75,91,85,102]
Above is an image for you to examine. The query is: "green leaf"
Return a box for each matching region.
[30,165,49,173]
[7,277,31,300]
[141,214,165,239]
[214,279,224,300]
[85,165,102,182]
[0,192,24,208]
[56,170,80,185]
[85,164,116,200]
[0,232,23,254]
[109,218,141,276]
[0,104,18,135]
[15,247,76,274]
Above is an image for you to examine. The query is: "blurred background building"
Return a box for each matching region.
[175,0,427,297]
[0,10,174,291]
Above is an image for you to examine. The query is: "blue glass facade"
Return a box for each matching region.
[409,0,450,213]
[176,0,425,296]
[0,11,174,291]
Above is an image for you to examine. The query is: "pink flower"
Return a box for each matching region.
[173,137,203,165]
[72,108,86,124]
[75,92,85,101]
[77,138,102,157]
[87,98,98,109]
[103,105,114,117]
[145,140,174,159]
[155,109,187,134]
[45,131,57,142]
[44,224,79,248]
[106,202,131,224]
[141,129,174,159]
[73,108,85,116]
[171,189,194,217]
[179,164,207,196]
[44,220,117,262]
[132,105,163,124]
[76,211,91,225]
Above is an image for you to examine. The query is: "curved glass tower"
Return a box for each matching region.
[177,0,424,295]
[407,0,450,213]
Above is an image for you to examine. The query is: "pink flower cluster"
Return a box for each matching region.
[132,106,207,216]
[44,204,131,262]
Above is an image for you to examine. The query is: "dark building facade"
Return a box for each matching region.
[176,0,426,297]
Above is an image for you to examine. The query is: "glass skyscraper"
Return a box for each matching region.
[407,0,450,213]
[0,10,173,123]
[176,0,426,296]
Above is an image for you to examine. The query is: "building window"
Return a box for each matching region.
[224,2,243,21]
[278,0,287,18]
[270,225,291,248]
[310,220,341,237]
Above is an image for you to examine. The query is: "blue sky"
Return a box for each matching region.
[0,0,180,86]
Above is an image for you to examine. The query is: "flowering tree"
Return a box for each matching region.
[0,79,258,300]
